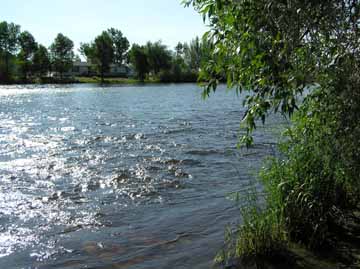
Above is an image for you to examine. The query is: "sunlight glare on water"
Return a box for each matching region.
[0,84,281,269]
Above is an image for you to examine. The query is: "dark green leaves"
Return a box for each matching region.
[185,0,360,146]
[106,28,129,65]
[50,33,74,78]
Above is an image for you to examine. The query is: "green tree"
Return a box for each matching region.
[0,21,20,82]
[93,31,114,82]
[129,44,149,81]
[158,44,193,82]
[183,37,201,71]
[185,0,359,145]
[50,33,74,79]
[33,44,51,78]
[145,41,172,75]
[18,31,37,81]
[80,32,114,82]
[107,28,129,64]
[183,36,211,72]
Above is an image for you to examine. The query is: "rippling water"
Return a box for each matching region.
[0,83,281,269]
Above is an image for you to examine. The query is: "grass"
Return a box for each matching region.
[216,181,288,268]
[236,208,286,258]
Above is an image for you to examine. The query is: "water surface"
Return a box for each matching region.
[0,83,280,268]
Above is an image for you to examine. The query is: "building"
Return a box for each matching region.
[72,61,91,76]
[71,61,134,77]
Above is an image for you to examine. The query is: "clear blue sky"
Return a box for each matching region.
[1,0,208,54]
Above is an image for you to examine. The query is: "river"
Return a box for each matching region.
[0,83,280,269]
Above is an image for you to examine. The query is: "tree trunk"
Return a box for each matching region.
[101,68,105,83]
[5,53,9,82]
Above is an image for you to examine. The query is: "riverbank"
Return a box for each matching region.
[0,76,201,85]
[224,205,360,269]
[0,77,156,85]
[75,76,158,84]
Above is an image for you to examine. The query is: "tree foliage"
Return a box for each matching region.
[0,21,20,81]
[129,44,149,81]
[145,41,172,75]
[33,44,51,77]
[80,32,115,82]
[184,0,360,145]
[175,42,184,57]
[79,42,94,63]
[185,0,360,262]
[183,36,211,72]
[93,31,114,82]
[107,28,129,64]
[0,21,52,83]
[80,28,128,81]
[0,20,210,84]
[128,40,203,82]
[50,33,74,78]
[18,31,37,80]
[0,21,20,56]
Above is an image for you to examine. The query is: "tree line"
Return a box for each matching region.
[128,37,211,82]
[0,21,73,83]
[0,20,211,84]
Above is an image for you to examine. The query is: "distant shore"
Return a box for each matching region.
[0,76,200,86]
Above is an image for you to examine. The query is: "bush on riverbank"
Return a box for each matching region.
[216,64,360,267]
[185,0,360,267]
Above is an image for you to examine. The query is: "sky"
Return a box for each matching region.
[1,0,208,54]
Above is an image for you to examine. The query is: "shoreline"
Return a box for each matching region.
[226,205,360,269]
[0,76,200,86]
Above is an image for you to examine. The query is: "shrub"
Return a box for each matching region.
[218,68,360,265]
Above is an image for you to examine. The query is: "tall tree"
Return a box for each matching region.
[183,37,201,71]
[107,28,129,64]
[80,32,114,82]
[93,31,114,82]
[183,36,211,72]
[145,41,172,75]
[50,33,74,79]
[18,31,37,81]
[33,44,51,78]
[129,44,149,81]
[0,21,20,82]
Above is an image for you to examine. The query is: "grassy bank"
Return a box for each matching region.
[216,76,360,268]
[218,206,360,269]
